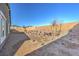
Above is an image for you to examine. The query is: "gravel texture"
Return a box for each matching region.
[26,24,79,56]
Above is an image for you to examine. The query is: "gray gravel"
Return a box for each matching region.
[27,23,79,56]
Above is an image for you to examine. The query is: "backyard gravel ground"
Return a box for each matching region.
[27,24,79,56]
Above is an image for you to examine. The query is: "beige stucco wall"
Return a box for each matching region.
[0,3,11,36]
[0,3,11,49]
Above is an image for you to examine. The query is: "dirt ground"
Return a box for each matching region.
[0,23,77,56]
[15,23,77,56]
[26,24,79,56]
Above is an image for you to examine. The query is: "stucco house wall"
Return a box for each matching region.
[0,3,11,50]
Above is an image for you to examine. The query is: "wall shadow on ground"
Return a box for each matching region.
[0,29,30,56]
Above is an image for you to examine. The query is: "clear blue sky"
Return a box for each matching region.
[10,3,79,26]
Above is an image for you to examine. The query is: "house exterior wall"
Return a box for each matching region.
[0,3,11,36]
[0,3,11,49]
